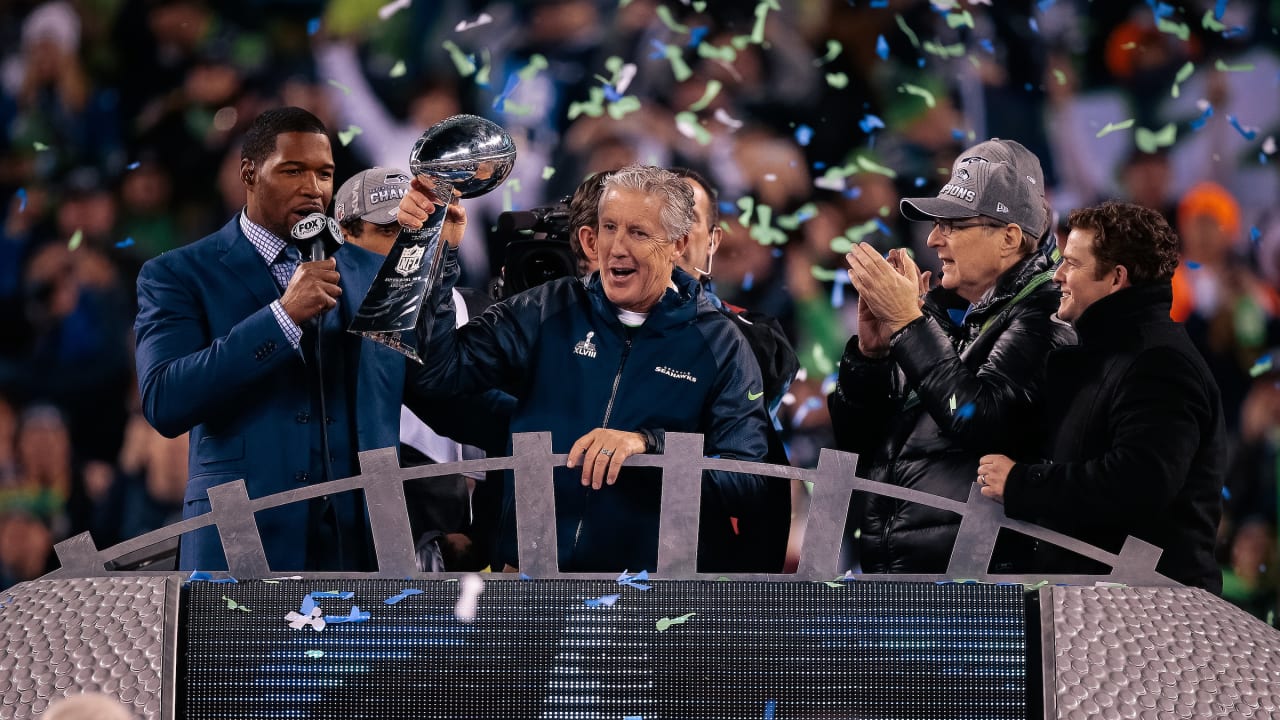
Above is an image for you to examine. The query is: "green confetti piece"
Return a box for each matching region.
[606,95,642,120]
[1053,69,1067,85]
[812,343,834,376]
[945,10,974,29]
[822,581,845,588]
[656,612,697,631]
[501,102,534,117]
[1026,580,1050,590]
[475,50,492,86]
[949,393,958,412]
[898,83,936,108]
[748,205,788,246]
[810,266,840,282]
[736,196,755,226]
[389,60,407,78]
[1250,356,1273,377]
[568,87,606,119]
[776,202,818,230]
[1214,59,1255,73]
[687,79,724,113]
[830,237,853,254]
[263,579,280,584]
[825,72,849,89]
[816,39,842,65]
[692,0,706,11]
[803,480,814,494]
[305,650,325,658]
[854,156,897,179]
[67,229,83,251]
[1095,119,1135,138]
[853,527,862,540]
[661,44,693,82]
[442,40,476,76]
[923,41,966,58]
[541,166,556,181]
[1134,123,1177,154]
[675,110,712,145]
[33,141,49,152]
[1156,17,1189,41]
[655,5,689,33]
[1202,10,1225,32]
[895,14,920,49]
[327,79,351,95]
[750,0,780,45]
[1170,61,1194,98]
[337,125,363,147]
[222,595,251,612]
[697,42,737,63]
[845,218,882,243]
[517,54,548,82]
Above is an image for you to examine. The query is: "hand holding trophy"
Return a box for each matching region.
[349,114,517,362]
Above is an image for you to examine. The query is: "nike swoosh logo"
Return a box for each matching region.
[748,390,763,401]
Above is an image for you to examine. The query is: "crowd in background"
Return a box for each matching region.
[1,0,1278,621]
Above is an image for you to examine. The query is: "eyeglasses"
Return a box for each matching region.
[933,219,1007,237]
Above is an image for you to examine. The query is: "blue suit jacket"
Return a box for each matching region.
[135,215,408,571]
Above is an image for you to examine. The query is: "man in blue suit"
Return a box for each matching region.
[134,107,462,571]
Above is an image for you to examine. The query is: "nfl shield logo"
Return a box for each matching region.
[396,245,426,276]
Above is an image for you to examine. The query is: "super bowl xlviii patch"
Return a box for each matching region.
[574,331,597,359]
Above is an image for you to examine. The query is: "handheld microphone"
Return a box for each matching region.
[290,212,345,262]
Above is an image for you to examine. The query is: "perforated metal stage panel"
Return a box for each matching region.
[182,579,1027,719]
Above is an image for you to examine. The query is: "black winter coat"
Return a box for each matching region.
[829,250,1075,573]
[1003,283,1226,592]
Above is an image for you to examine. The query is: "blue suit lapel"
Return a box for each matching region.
[216,216,280,310]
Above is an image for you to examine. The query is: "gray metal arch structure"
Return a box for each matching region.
[0,431,1277,719]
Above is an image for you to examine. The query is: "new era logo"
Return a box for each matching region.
[996,202,1010,213]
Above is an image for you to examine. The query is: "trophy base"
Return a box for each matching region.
[352,330,424,365]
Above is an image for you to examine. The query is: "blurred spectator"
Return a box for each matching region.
[1222,371,1280,619]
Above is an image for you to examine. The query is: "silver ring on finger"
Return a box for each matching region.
[599,448,614,457]
[978,474,986,486]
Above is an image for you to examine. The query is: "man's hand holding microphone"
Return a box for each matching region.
[281,213,345,326]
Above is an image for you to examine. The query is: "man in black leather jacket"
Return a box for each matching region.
[830,138,1075,574]
[977,201,1225,591]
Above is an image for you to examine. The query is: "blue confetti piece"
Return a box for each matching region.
[1187,261,1201,269]
[603,83,622,103]
[16,188,27,213]
[831,279,845,308]
[617,569,653,590]
[978,38,995,54]
[518,573,533,581]
[916,57,925,68]
[1151,1,1175,19]
[1190,105,1214,132]
[1038,0,1056,10]
[956,402,975,419]
[843,186,863,200]
[914,176,927,188]
[300,595,316,615]
[764,699,777,720]
[1214,0,1228,20]
[1222,486,1231,500]
[1222,25,1245,38]
[306,17,321,35]
[874,219,892,236]
[772,248,783,258]
[876,35,889,60]
[689,26,709,47]
[324,606,370,624]
[1228,115,1258,140]
[870,0,888,6]
[126,161,141,171]
[1262,152,1269,165]
[188,571,238,583]
[718,200,736,215]
[951,128,966,141]
[584,594,621,608]
[648,38,669,61]
[794,124,813,147]
[812,161,827,170]
[115,237,135,248]
[492,73,521,113]
[384,588,424,605]
[1029,18,1039,33]
[1024,82,1035,91]
[858,114,885,134]
[1251,226,1262,244]
[311,591,354,599]
[742,271,755,292]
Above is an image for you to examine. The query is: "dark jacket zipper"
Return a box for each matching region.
[572,337,633,557]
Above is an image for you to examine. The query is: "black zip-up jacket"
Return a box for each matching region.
[416,248,772,572]
[1003,284,1226,591]
[829,250,1075,573]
